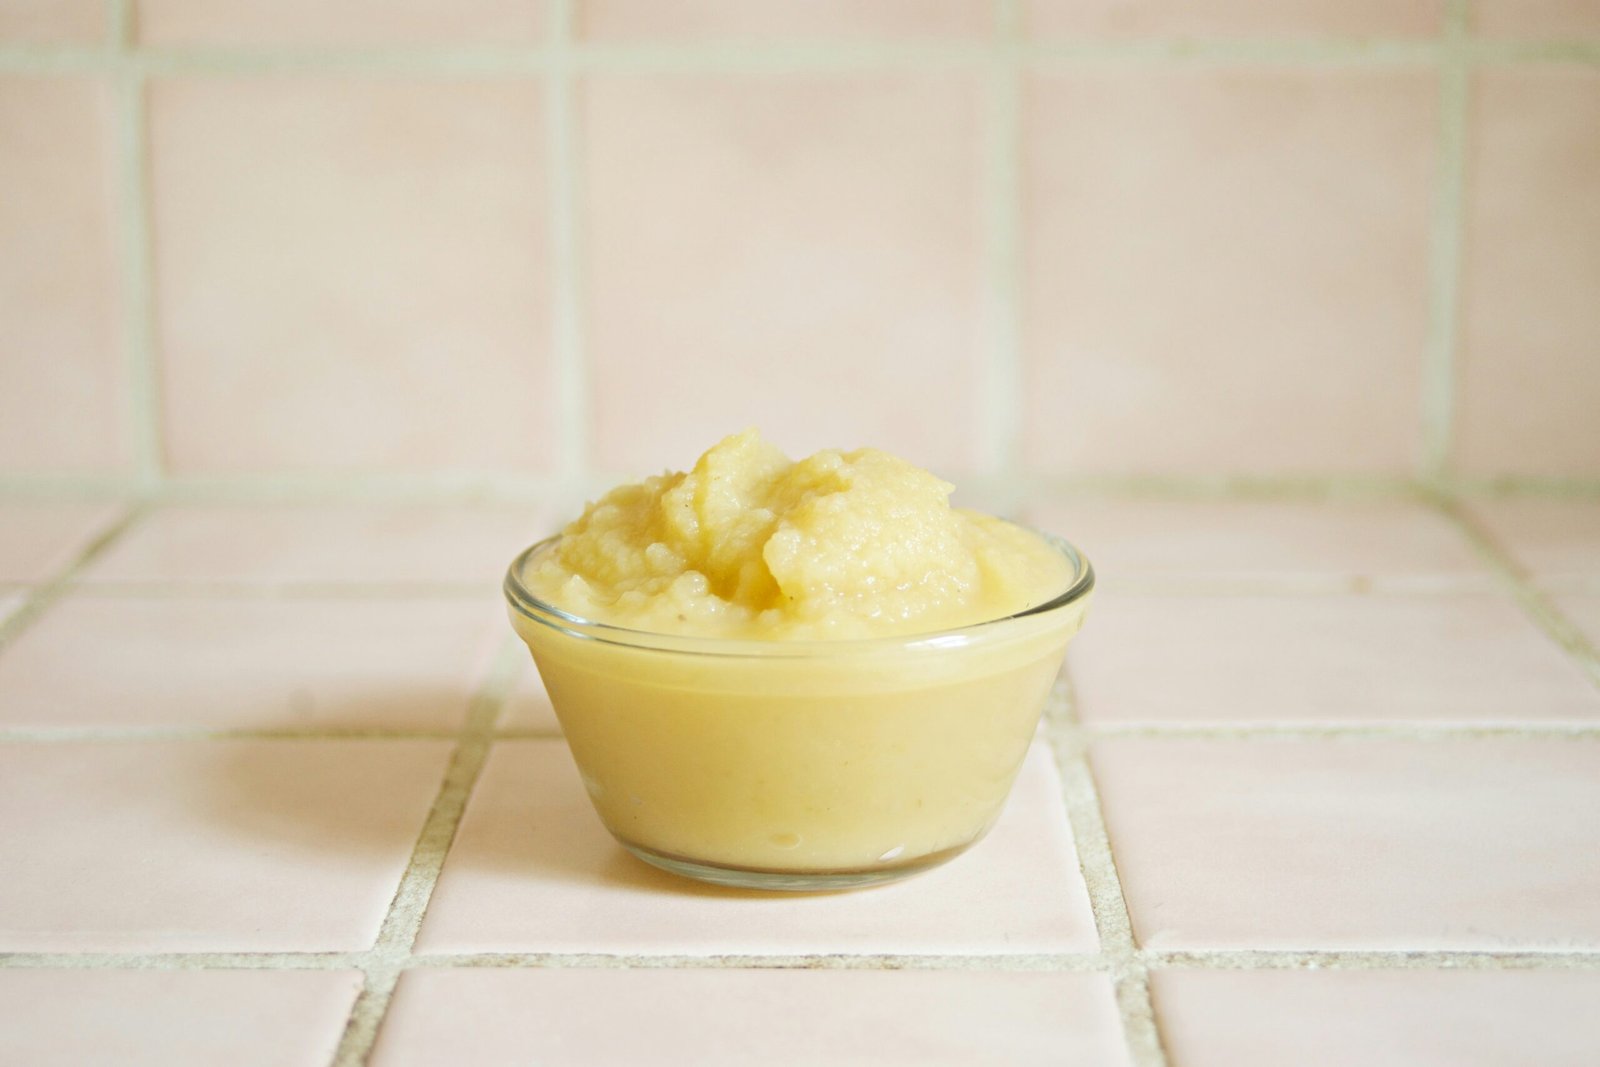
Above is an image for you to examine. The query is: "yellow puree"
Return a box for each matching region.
[528,428,1071,638]
[513,431,1085,877]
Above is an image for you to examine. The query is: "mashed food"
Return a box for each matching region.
[507,430,1091,887]
[528,429,1072,639]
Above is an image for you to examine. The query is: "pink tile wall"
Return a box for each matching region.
[582,72,987,474]
[0,76,127,474]
[1475,2,1600,38]
[0,0,105,44]
[0,7,1597,486]
[1023,67,1437,476]
[1454,67,1600,477]
[136,0,544,47]
[148,77,552,475]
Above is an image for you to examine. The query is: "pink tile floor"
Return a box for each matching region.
[0,497,1596,1065]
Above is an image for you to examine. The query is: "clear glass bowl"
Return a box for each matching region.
[503,533,1094,892]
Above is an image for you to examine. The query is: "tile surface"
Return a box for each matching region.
[1152,969,1600,1067]
[1070,592,1600,725]
[1023,68,1435,476]
[1475,1,1600,38]
[497,659,560,733]
[149,77,551,474]
[1456,68,1600,476]
[0,740,450,951]
[1467,499,1600,585]
[0,76,126,474]
[137,0,543,45]
[583,73,986,474]
[1023,0,1443,38]
[0,501,121,583]
[0,595,501,730]
[417,741,1097,955]
[1091,738,1600,950]
[0,0,104,43]
[579,0,991,40]
[1552,593,1600,648]
[83,502,549,588]
[374,969,1130,1067]
[0,969,363,1067]
[1026,499,1486,589]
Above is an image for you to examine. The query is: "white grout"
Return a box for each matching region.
[411,952,1109,971]
[978,1,1025,493]
[61,579,499,599]
[0,951,366,970]
[0,725,468,743]
[1151,949,1600,971]
[1420,0,1471,480]
[1438,498,1600,690]
[1,471,1597,506]
[5,946,1597,974]
[4,718,1597,748]
[108,1,164,490]
[1085,723,1600,741]
[3,39,1599,76]
[0,503,147,653]
[1043,668,1169,1067]
[328,637,522,1066]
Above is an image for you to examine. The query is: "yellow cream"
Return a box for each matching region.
[507,430,1091,888]
[527,429,1072,640]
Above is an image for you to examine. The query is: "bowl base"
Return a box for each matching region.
[618,838,976,892]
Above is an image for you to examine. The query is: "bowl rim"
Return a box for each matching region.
[503,529,1094,658]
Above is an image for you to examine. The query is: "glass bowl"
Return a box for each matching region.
[503,533,1094,891]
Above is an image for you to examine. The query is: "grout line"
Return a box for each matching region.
[1464,39,1600,64]
[1420,0,1471,480]
[63,579,499,599]
[492,727,564,740]
[6,718,1596,746]
[1438,499,1600,690]
[1148,949,1600,971]
[104,0,128,47]
[547,0,588,491]
[6,945,1597,974]
[0,46,554,76]
[571,40,984,73]
[1042,667,1169,1067]
[978,0,1024,489]
[0,726,467,744]
[1084,722,1600,741]
[5,39,1599,76]
[0,503,148,653]
[0,951,365,970]
[110,1,164,489]
[410,952,1110,971]
[6,719,1594,748]
[329,636,522,1066]
[1024,38,1448,66]
[147,471,569,503]
[1021,474,1437,501]
[2,472,1598,505]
